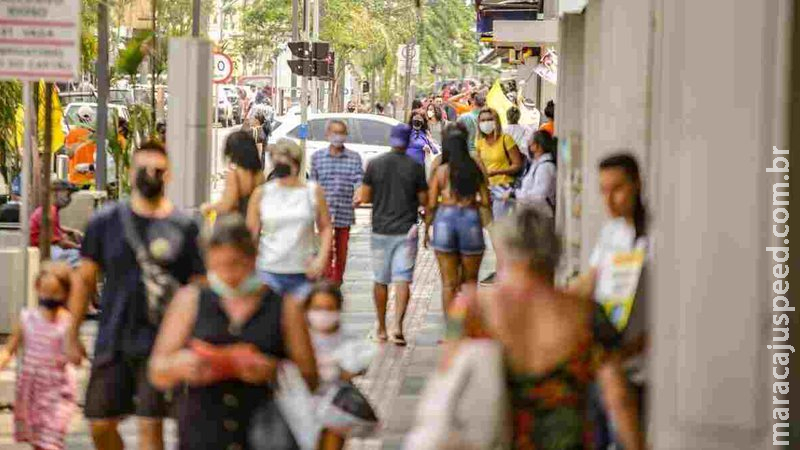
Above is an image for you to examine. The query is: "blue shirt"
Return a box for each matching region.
[406,130,436,166]
[457,110,480,153]
[310,147,364,227]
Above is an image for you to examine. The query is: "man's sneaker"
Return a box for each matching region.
[479,272,496,286]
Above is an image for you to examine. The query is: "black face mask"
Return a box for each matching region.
[39,297,63,310]
[135,168,165,200]
[54,192,71,209]
[412,120,423,129]
[272,162,292,179]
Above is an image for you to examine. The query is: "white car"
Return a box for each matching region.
[62,102,130,136]
[267,113,401,174]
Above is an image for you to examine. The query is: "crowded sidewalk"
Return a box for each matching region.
[0,208,486,450]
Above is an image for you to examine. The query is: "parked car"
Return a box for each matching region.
[61,102,130,137]
[215,86,234,127]
[58,91,96,107]
[109,88,135,106]
[267,113,401,174]
[221,85,243,124]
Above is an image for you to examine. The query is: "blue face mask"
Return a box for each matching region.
[208,272,262,298]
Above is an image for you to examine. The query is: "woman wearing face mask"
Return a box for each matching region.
[202,131,265,218]
[406,111,439,167]
[425,104,446,145]
[439,208,643,450]
[475,107,524,220]
[475,107,523,286]
[149,215,318,450]
[246,138,333,300]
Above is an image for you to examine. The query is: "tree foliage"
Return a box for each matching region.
[0,82,22,183]
[233,0,292,74]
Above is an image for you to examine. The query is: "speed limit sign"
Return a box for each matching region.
[213,53,233,84]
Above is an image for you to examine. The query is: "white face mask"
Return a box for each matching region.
[479,121,496,135]
[330,134,347,146]
[307,310,340,332]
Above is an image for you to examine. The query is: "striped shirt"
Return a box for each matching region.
[311,147,364,227]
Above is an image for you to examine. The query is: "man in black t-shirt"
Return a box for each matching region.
[66,141,205,450]
[359,124,428,345]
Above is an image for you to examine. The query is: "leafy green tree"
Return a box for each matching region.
[233,0,292,74]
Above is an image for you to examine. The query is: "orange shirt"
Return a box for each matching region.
[539,121,555,137]
[66,127,96,186]
[453,102,472,117]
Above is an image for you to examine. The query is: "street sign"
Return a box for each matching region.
[0,0,81,81]
[213,52,233,84]
[396,44,420,76]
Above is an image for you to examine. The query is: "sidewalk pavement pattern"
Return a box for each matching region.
[0,209,495,449]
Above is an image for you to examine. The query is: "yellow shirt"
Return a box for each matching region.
[477,134,517,186]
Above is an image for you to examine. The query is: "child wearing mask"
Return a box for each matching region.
[306,282,375,450]
[0,262,78,450]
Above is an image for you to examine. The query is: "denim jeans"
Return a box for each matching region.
[258,271,312,300]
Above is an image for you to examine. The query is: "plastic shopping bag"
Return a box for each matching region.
[316,381,379,438]
[272,362,323,450]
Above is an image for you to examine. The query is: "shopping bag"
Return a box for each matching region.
[403,340,508,450]
[316,381,379,438]
[272,362,323,450]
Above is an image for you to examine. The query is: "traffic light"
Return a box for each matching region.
[288,41,310,58]
[288,41,311,76]
[288,41,332,78]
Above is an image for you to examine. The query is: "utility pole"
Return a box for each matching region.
[312,0,320,112]
[192,0,201,36]
[39,83,53,260]
[151,0,157,123]
[291,0,299,104]
[300,0,310,161]
[96,0,109,189]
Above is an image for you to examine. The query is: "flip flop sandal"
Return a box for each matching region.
[368,330,388,343]
[392,334,407,347]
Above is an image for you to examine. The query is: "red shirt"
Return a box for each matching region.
[29,205,63,247]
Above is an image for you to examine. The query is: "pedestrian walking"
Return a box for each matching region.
[66,140,206,450]
[65,105,96,189]
[29,179,82,267]
[509,130,557,218]
[425,127,490,315]
[310,120,364,287]
[423,208,644,450]
[425,103,446,145]
[202,130,265,218]
[0,262,77,450]
[539,100,556,137]
[568,153,650,446]
[247,138,333,299]
[455,92,485,155]
[149,214,318,450]
[406,111,439,168]
[504,106,534,161]
[475,107,524,285]
[358,124,428,345]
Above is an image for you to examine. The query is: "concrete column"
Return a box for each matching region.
[555,12,586,282]
[649,0,795,448]
[166,39,213,210]
[579,0,653,268]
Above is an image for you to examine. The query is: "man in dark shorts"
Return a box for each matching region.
[66,141,205,449]
[359,124,428,345]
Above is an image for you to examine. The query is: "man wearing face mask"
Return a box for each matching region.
[66,141,205,450]
[29,179,82,266]
[310,120,364,287]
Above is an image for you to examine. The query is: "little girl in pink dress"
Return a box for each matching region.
[0,261,77,450]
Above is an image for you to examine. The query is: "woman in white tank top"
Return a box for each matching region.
[246,139,333,299]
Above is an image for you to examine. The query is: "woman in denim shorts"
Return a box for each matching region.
[425,125,490,314]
